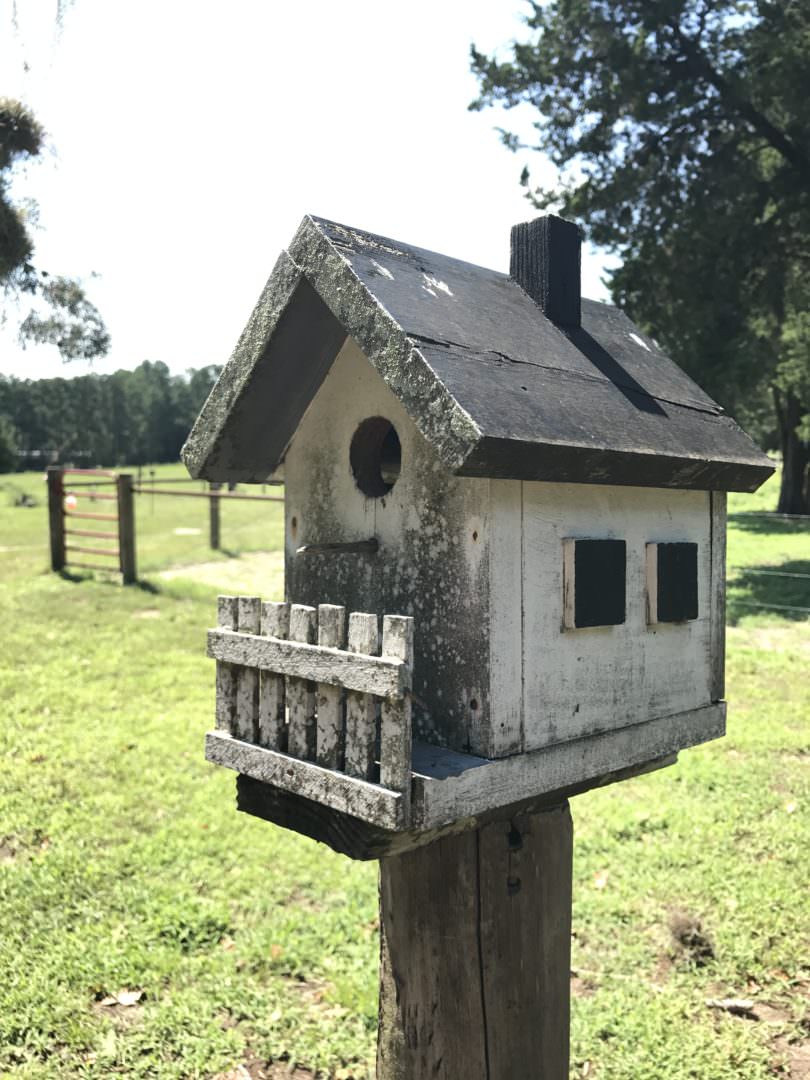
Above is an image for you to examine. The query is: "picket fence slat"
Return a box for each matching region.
[206,595,415,815]
[259,601,289,750]
[287,605,317,760]
[345,613,379,782]
[317,605,346,770]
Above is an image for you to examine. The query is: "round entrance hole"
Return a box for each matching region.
[350,417,402,497]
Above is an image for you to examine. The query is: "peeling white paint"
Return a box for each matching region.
[629,332,651,352]
[371,259,394,280]
[422,273,453,297]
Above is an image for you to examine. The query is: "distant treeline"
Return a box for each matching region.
[0,361,221,472]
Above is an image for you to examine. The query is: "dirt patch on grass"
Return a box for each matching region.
[0,838,17,863]
[667,909,714,966]
[91,996,145,1029]
[773,1036,810,1078]
[213,1063,317,1079]
[159,551,284,596]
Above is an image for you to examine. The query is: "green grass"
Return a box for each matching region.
[0,465,808,1078]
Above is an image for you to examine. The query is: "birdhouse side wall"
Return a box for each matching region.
[488,480,719,753]
[284,339,496,756]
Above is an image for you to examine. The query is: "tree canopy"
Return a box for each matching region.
[0,96,110,363]
[472,0,810,512]
[0,362,221,470]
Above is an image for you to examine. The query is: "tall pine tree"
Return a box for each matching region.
[472,0,810,512]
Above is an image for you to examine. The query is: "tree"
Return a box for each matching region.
[471,0,810,513]
[0,97,110,362]
[0,413,18,472]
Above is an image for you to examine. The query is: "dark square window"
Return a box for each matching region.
[655,542,698,622]
[568,539,626,628]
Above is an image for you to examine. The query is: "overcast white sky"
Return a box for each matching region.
[1,0,614,381]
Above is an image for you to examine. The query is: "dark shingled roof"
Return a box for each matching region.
[182,215,773,492]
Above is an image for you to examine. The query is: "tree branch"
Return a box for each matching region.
[667,20,810,185]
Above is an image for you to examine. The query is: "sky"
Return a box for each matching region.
[1,0,615,382]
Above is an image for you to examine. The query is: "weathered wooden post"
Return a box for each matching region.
[116,472,137,584]
[378,803,573,1077]
[47,465,66,572]
[209,482,222,549]
[181,214,773,1077]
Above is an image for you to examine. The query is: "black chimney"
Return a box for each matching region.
[510,215,581,328]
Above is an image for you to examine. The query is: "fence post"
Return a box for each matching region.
[47,466,65,572]
[209,483,221,550]
[117,473,137,584]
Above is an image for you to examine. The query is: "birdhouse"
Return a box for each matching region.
[183,214,772,855]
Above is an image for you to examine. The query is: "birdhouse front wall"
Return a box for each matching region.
[284,338,510,757]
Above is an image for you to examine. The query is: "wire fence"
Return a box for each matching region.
[727,563,810,616]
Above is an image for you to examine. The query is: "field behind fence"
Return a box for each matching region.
[0,464,808,1079]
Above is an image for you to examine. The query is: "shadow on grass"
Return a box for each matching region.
[57,569,163,595]
[131,578,162,594]
[728,512,810,535]
[728,559,810,623]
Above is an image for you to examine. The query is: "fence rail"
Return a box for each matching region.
[47,466,283,583]
[133,486,283,503]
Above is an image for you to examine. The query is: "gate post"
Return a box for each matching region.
[117,473,137,584]
[47,466,66,572]
[377,802,573,1079]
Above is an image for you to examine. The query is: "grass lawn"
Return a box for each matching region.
[0,465,807,1079]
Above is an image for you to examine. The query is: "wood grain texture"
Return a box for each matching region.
[645,543,659,624]
[116,473,136,584]
[234,596,260,742]
[287,605,317,760]
[47,468,65,572]
[487,479,523,757]
[316,604,345,769]
[410,703,725,830]
[206,731,403,829]
[479,804,572,1078]
[226,702,717,841]
[710,491,727,701]
[377,803,572,1079]
[218,698,720,840]
[207,628,409,698]
[380,616,414,816]
[511,214,581,328]
[284,338,493,757]
[208,482,221,549]
[235,753,674,860]
[258,601,290,750]
[345,613,379,781]
[522,483,713,750]
[215,595,239,733]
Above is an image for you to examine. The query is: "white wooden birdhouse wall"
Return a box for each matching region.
[285,336,502,759]
[184,212,772,844]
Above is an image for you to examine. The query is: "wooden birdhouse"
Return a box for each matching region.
[183,214,772,854]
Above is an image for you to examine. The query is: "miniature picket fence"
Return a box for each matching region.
[205,596,414,828]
